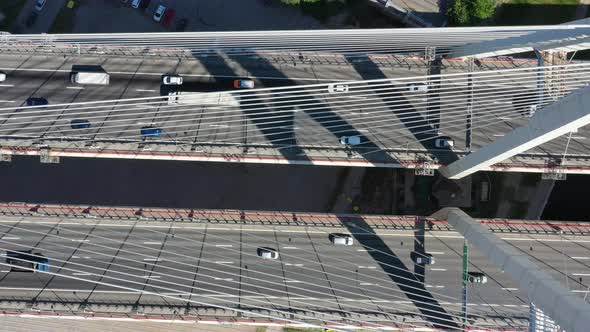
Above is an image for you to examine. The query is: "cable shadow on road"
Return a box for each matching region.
[193,53,308,161]
[337,215,459,330]
[344,54,459,165]
[227,54,399,166]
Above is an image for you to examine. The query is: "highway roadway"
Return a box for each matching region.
[0,216,587,329]
[0,53,588,171]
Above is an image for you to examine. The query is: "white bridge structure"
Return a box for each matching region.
[1,25,590,179]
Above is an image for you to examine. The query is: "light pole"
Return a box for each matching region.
[462,239,469,327]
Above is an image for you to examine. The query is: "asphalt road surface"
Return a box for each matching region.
[0,216,587,329]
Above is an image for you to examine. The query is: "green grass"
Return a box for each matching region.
[494,0,580,25]
[0,0,26,31]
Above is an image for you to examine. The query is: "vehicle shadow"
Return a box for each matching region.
[338,215,459,330]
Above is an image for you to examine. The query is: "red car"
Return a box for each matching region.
[161,8,176,27]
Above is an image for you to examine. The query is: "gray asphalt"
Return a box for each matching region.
[0,217,587,328]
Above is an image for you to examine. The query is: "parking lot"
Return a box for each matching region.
[73,0,321,34]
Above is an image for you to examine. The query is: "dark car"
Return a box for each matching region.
[6,250,50,272]
[161,8,176,27]
[175,18,188,32]
[26,97,48,107]
[70,119,91,129]
[141,126,163,138]
[25,11,38,27]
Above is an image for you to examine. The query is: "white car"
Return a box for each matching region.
[524,105,537,118]
[131,0,142,8]
[162,75,183,85]
[257,247,279,260]
[411,252,435,265]
[153,4,167,22]
[0,72,6,82]
[329,233,353,246]
[339,135,361,146]
[328,84,349,93]
[408,83,428,93]
[434,137,454,148]
[34,0,46,11]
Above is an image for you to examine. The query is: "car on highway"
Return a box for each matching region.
[175,18,188,32]
[468,272,488,284]
[0,72,6,82]
[408,83,428,93]
[70,119,91,129]
[339,135,361,146]
[327,84,349,93]
[34,0,47,11]
[329,233,353,246]
[5,250,49,272]
[26,97,48,107]
[141,126,163,138]
[25,11,38,27]
[411,251,435,265]
[434,136,454,148]
[234,79,255,89]
[153,4,167,22]
[257,247,279,260]
[161,8,176,27]
[162,74,183,85]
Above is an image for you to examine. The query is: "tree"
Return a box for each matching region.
[447,0,497,26]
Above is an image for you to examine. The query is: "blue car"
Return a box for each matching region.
[26,97,48,107]
[6,250,50,273]
[141,126,163,138]
[70,119,91,129]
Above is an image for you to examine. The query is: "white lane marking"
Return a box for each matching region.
[0,100,15,103]
[0,84,14,87]
[572,273,590,276]
[358,266,377,269]
[208,124,229,128]
[72,273,92,276]
[426,285,445,288]
[502,287,518,291]
[215,244,232,247]
[143,242,162,245]
[71,239,89,242]
[143,258,160,261]
[213,278,233,281]
[504,305,517,307]
[285,263,304,267]
[2,237,20,240]
[428,251,445,255]
[284,280,302,283]
[66,86,84,90]
[214,261,234,264]
[0,270,10,273]
[356,249,375,252]
[572,257,589,260]
[136,89,156,92]
[71,256,80,259]
[572,290,590,293]
[359,282,377,286]
[83,256,91,259]
[430,268,447,271]
[282,247,297,249]
[143,275,160,279]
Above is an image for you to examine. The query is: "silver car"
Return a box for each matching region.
[162,75,183,85]
[153,4,166,22]
[257,247,279,260]
[329,233,353,246]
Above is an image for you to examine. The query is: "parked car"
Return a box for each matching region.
[34,0,46,11]
[175,18,188,32]
[411,251,435,265]
[132,0,150,9]
[161,8,176,27]
[257,247,279,260]
[70,119,91,129]
[328,84,349,93]
[153,4,167,22]
[234,79,255,89]
[329,233,353,246]
[140,126,163,138]
[408,83,428,93]
[26,97,48,107]
[468,272,488,284]
[131,0,142,8]
[434,136,454,148]
[162,74,183,85]
[339,135,361,146]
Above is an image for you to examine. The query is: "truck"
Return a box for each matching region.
[70,71,110,85]
[167,91,240,106]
